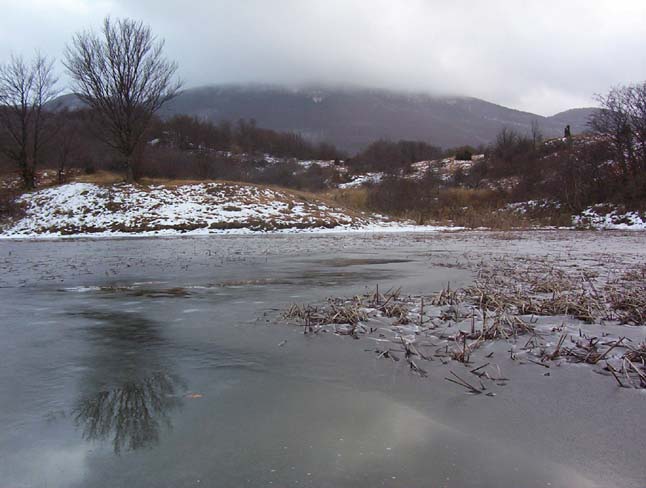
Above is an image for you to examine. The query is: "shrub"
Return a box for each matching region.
[366,175,439,214]
[328,187,369,210]
[0,189,24,223]
[452,146,475,161]
[436,187,505,210]
[350,140,442,173]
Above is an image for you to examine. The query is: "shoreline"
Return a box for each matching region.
[3,224,645,241]
[0,224,464,240]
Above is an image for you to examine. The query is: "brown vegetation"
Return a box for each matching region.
[281,254,646,391]
[0,188,24,222]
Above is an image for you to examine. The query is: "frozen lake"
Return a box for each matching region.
[1,231,645,488]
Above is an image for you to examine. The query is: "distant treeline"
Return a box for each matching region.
[148,115,343,161]
[348,139,443,173]
[0,108,341,181]
[3,80,646,223]
[0,106,448,188]
[147,115,447,174]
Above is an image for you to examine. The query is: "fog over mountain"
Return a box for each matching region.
[56,84,596,151]
[2,1,646,115]
[163,85,598,151]
[155,85,597,152]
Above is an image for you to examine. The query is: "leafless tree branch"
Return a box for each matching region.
[64,17,182,182]
[0,53,59,189]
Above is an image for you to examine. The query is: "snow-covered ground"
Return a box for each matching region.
[504,199,562,214]
[505,200,646,230]
[4,180,643,239]
[295,159,343,170]
[0,182,455,239]
[410,157,477,180]
[338,172,383,189]
[574,204,646,230]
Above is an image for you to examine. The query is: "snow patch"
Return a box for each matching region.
[338,173,383,189]
[573,205,646,230]
[0,181,457,239]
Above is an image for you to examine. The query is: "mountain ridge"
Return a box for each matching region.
[53,84,598,152]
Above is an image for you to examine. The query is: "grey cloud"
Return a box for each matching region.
[1,0,645,114]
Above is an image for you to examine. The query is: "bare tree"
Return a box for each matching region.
[530,119,543,149]
[590,82,646,180]
[64,17,181,182]
[0,54,59,189]
[53,109,82,184]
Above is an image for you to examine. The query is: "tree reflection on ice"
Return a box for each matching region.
[72,371,183,454]
[70,309,185,454]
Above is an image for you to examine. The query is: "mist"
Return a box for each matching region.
[1,0,646,114]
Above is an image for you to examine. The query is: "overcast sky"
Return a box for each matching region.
[1,0,645,115]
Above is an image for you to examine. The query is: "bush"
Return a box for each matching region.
[366,174,440,215]
[436,187,505,210]
[327,188,369,210]
[589,81,646,204]
[452,146,475,161]
[0,189,24,223]
[148,116,346,161]
[350,140,442,173]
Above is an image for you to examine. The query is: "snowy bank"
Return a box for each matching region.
[573,205,646,230]
[0,182,455,239]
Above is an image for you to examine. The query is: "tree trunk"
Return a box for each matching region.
[125,158,135,183]
[22,170,35,190]
[21,159,35,190]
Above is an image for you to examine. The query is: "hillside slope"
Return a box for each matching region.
[54,85,597,152]
[0,181,443,238]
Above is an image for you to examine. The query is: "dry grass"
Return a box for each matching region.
[280,254,646,390]
[74,170,125,185]
[437,188,505,209]
[326,186,540,230]
[284,299,368,337]
[324,187,370,211]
